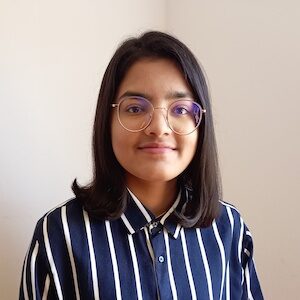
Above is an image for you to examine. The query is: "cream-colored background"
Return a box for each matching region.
[0,1,299,299]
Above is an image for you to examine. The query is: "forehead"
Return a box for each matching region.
[116,58,193,100]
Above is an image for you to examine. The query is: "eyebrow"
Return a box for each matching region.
[118,90,194,101]
[118,91,151,100]
[165,91,194,99]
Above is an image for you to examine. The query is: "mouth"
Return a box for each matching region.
[137,142,176,154]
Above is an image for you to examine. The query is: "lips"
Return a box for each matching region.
[137,142,176,154]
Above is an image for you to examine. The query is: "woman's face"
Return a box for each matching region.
[111,58,198,184]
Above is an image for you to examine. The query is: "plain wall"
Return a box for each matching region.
[1,1,299,299]
[0,1,166,298]
[167,1,300,299]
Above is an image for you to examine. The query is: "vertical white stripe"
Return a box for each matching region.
[121,214,135,234]
[43,216,63,300]
[83,210,100,300]
[127,189,152,222]
[180,229,197,300]
[22,249,30,300]
[144,228,155,262]
[244,248,251,257]
[173,224,181,239]
[238,217,245,285]
[226,262,230,300]
[42,275,50,300]
[212,221,226,300]
[128,234,143,300]
[238,217,244,264]
[22,200,72,300]
[226,207,234,234]
[196,228,213,300]
[30,241,39,300]
[105,221,122,300]
[160,193,180,224]
[163,230,178,300]
[245,263,254,300]
[225,207,234,300]
[220,201,238,212]
[61,206,80,300]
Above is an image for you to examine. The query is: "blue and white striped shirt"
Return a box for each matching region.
[20,189,263,299]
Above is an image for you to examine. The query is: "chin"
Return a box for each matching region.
[142,175,177,183]
[129,169,180,183]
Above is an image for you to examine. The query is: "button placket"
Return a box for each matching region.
[147,226,168,298]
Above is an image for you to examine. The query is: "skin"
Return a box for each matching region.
[111,58,198,216]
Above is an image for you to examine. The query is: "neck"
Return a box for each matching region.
[126,177,178,217]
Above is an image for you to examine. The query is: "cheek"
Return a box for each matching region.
[111,120,135,164]
[111,116,123,158]
[180,132,198,160]
[112,123,124,156]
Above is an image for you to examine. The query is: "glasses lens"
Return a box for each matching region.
[118,97,152,131]
[168,100,202,134]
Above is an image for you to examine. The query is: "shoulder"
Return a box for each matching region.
[212,201,256,261]
[218,199,252,227]
[40,197,82,219]
[217,200,243,223]
[219,199,240,215]
[214,200,251,239]
[33,198,84,235]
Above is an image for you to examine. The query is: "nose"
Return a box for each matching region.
[144,107,172,136]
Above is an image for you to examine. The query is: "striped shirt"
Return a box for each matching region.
[20,189,263,299]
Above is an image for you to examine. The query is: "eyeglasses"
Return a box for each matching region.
[112,96,206,135]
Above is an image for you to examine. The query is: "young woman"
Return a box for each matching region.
[20,31,263,299]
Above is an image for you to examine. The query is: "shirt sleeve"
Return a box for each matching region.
[19,217,56,300]
[241,224,264,300]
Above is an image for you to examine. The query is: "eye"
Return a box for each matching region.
[126,105,144,114]
[172,105,189,116]
[121,97,151,114]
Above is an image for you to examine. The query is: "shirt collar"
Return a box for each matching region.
[120,187,187,239]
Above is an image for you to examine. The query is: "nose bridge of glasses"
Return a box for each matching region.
[153,106,167,113]
[144,106,170,133]
[151,106,168,121]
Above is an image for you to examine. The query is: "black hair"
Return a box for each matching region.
[72,31,222,227]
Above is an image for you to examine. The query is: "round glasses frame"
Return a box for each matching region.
[112,96,206,135]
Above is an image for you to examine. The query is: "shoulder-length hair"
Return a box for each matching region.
[72,31,222,228]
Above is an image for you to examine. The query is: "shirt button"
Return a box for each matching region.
[158,256,165,263]
[152,222,158,228]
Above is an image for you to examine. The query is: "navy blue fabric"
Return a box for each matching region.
[20,192,264,299]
